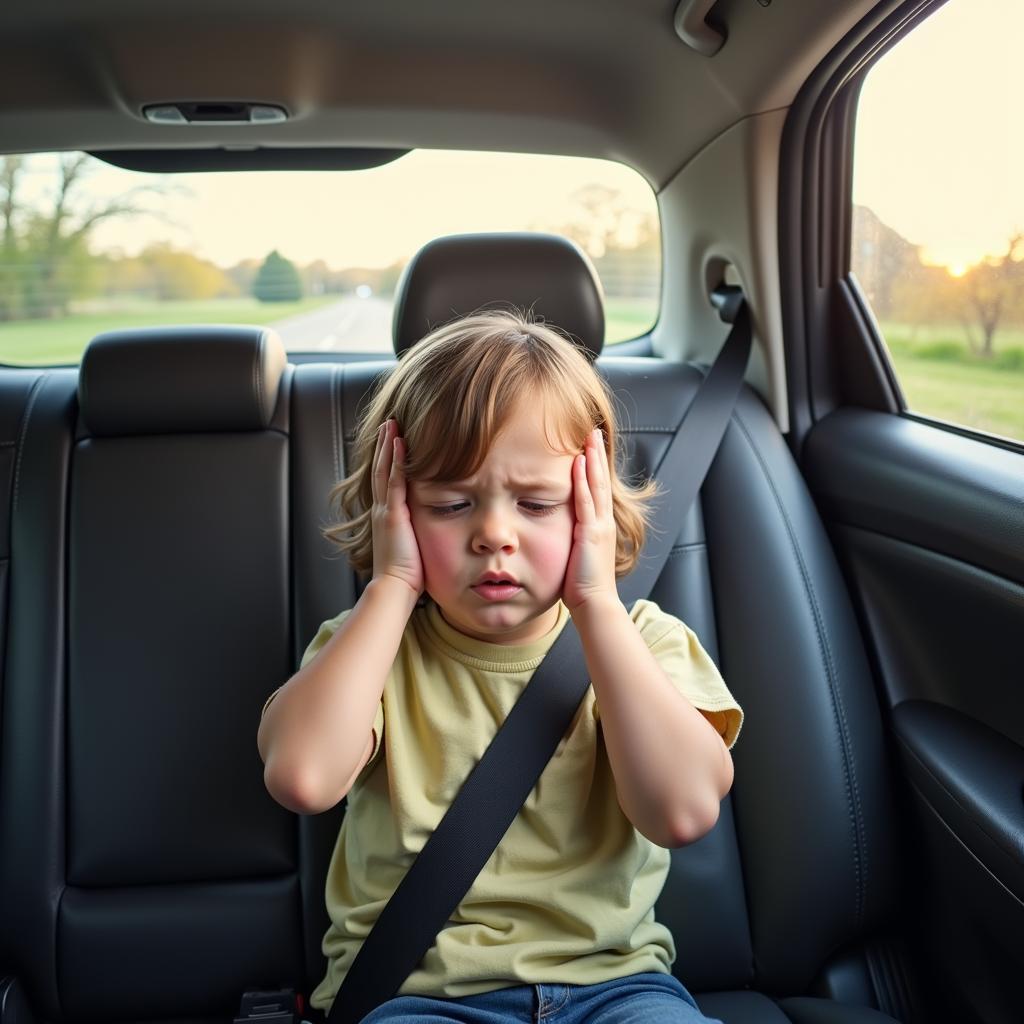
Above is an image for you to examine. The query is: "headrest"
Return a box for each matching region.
[79,325,287,437]
[391,232,605,358]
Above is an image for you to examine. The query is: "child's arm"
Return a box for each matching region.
[573,597,734,849]
[566,427,733,849]
[260,419,423,815]
[257,575,419,814]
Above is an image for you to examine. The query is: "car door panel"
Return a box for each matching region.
[802,407,1024,1024]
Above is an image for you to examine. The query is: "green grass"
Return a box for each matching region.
[0,296,336,365]
[0,294,659,363]
[878,322,1024,443]
[604,297,657,345]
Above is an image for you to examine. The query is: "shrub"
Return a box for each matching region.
[253,250,302,302]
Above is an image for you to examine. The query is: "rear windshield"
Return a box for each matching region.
[0,150,660,366]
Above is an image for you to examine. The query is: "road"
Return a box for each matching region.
[269,296,393,354]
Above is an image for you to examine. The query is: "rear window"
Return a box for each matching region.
[0,150,660,366]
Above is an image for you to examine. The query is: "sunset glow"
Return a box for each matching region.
[853,0,1023,277]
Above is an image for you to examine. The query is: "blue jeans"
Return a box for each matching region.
[355,972,723,1023]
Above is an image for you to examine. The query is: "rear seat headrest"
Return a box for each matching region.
[391,232,605,358]
[78,325,287,437]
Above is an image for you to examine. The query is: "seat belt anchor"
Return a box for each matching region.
[234,987,305,1024]
[710,283,745,325]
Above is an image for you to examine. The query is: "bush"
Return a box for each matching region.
[915,340,964,361]
[995,347,1024,371]
[253,250,302,303]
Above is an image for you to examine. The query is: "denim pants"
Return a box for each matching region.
[355,971,724,1023]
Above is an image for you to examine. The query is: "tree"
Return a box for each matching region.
[1,156,28,320]
[139,243,236,301]
[253,250,303,302]
[958,233,1024,357]
[0,153,168,320]
[888,263,962,338]
[553,184,657,260]
[538,185,659,300]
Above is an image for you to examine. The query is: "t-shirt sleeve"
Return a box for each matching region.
[261,608,385,770]
[592,600,744,750]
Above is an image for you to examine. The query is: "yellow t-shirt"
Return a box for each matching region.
[296,597,743,1013]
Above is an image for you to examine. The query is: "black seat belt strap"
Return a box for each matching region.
[326,289,752,1024]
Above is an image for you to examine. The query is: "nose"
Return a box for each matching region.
[471,504,518,554]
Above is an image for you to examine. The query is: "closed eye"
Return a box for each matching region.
[521,502,560,516]
[429,502,560,517]
[429,502,469,517]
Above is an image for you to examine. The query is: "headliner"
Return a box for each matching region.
[0,0,882,188]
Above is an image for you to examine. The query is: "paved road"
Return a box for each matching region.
[270,296,393,354]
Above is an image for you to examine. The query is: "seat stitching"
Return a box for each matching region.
[258,334,265,412]
[667,542,706,555]
[731,407,867,927]
[12,375,45,515]
[254,331,265,419]
[332,364,342,482]
[621,425,680,432]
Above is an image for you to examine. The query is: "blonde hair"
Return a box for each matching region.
[323,309,661,577]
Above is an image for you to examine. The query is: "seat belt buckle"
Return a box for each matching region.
[234,988,305,1024]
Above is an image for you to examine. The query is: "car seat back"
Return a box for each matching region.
[0,236,911,1023]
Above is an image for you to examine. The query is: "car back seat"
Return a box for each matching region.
[0,327,338,1020]
[0,373,44,720]
[0,235,929,1023]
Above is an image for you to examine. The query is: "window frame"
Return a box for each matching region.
[778,0,1024,459]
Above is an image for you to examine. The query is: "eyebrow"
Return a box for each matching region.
[421,478,566,492]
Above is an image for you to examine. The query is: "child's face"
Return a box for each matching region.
[408,402,578,645]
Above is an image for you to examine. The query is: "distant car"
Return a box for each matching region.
[356,284,373,300]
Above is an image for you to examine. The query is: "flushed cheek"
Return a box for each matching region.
[527,524,574,593]
[414,523,465,594]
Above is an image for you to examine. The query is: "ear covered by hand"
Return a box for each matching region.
[563,427,618,614]
[370,418,424,599]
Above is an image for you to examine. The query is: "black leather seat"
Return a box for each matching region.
[0,234,917,1023]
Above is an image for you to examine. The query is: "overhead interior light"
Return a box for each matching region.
[143,103,288,125]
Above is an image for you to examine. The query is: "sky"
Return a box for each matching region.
[852,0,1024,273]
[13,0,1021,276]
[18,151,655,271]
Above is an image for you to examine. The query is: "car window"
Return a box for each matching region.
[851,0,1024,446]
[0,150,659,366]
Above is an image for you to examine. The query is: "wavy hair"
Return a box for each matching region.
[323,309,661,578]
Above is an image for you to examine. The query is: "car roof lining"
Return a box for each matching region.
[0,0,881,189]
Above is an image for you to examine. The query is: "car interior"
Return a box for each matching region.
[0,1,1022,1023]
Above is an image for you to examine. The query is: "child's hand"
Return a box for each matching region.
[563,427,619,614]
[370,418,425,598]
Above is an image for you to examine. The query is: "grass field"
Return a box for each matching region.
[604,298,657,344]
[0,295,657,363]
[1,300,1019,444]
[0,296,337,365]
[879,322,1024,443]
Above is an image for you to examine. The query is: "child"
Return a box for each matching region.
[257,310,743,1024]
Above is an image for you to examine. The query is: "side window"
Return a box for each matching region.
[851,0,1023,445]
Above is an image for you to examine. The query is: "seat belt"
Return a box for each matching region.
[324,289,752,1024]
